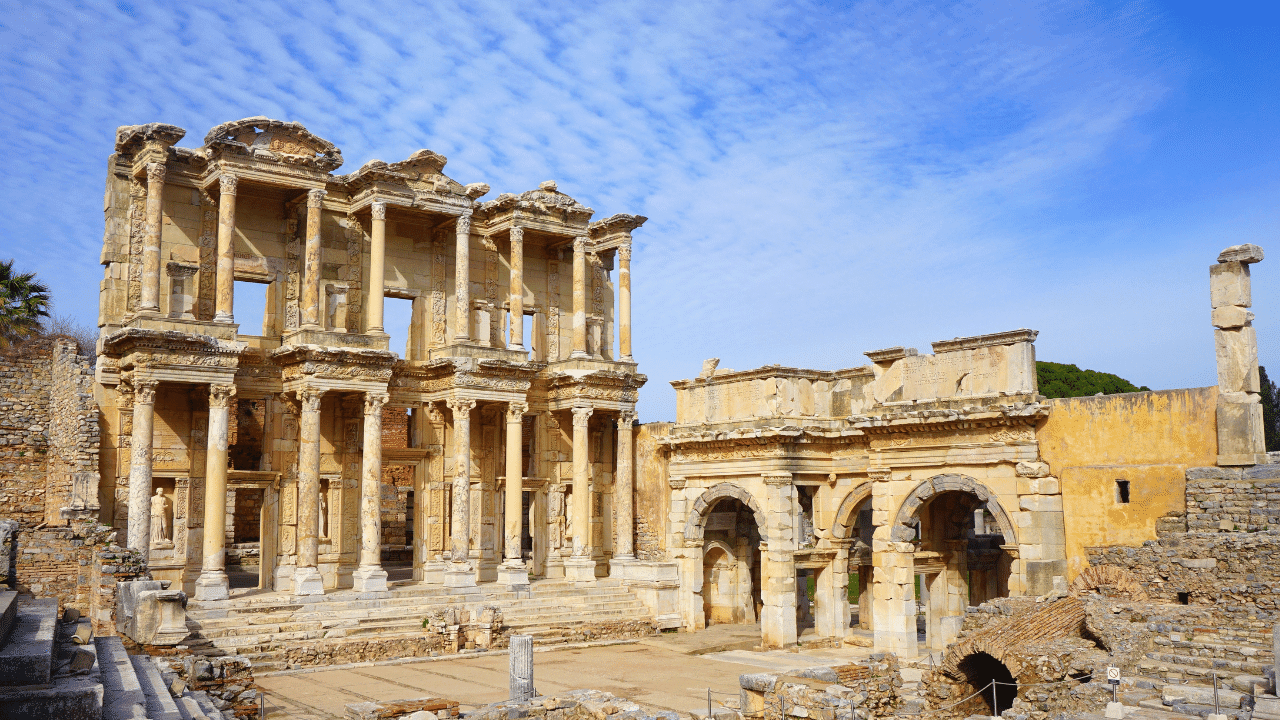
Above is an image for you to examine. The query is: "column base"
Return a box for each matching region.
[497,561,530,590]
[569,350,590,360]
[193,570,229,601]
[564,557,597,584]
[609,556,635,580]
[292,566,325,596]
[444,563,477,589]
[213,312,234,324]
[352,565,389,593]
[421,560,446,585]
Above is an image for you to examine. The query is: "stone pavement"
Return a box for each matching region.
[256,626,882,719]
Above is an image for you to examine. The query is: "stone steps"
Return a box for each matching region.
[1145,650,1272,677]
[1153,636,1274,663]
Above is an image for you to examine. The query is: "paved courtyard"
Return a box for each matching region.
[256,626,880,719]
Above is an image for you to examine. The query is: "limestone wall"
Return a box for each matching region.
[1183,465,1280,531]
[1036,387,1219,580]
[0,347,52,527]
[634,422,671,561]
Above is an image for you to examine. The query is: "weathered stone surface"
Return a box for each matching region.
[1219,244,1265,264]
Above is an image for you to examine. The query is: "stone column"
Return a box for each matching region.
[214,174,237,323]
[509,226,525,352]
[565,406,596,582]
[869,468,917,656]
[618,244,632,361]
[445,397,477,588]
[510,634,534,700]
[367,201,387,333]
[453,211,473,342]
[353,392,390,592]
[1212,243,1268,465]
[761,472,798,648]
[194,383,236,600]
[612,410,637,570]
[293,388,325,596]
[126,379,159,553]
[570,237,589,359]
[301,189,326,329]
[499,401,530,589]
[139,163,166,314]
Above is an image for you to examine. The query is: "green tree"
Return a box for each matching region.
[1261,366,1279,452]
[1037,361,1150,399]
[0,259,51,347]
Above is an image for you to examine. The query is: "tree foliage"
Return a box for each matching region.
[1037,361,1150,399]
[1261,366,1279,452]
[0,259,51,347]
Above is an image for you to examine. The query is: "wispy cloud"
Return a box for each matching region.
[0,0,1274,420]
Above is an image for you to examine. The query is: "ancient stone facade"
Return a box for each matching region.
[93,117,648,601]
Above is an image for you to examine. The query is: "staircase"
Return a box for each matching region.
[1130,607,1276,720]
[185,578,655,672]
[0,590,229,719]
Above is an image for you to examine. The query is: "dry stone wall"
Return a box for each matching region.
[1183,465,1280,531]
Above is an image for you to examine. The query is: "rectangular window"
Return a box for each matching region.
[1116,479,1130,504]
[233,280,268,336]
[385,296,414,359]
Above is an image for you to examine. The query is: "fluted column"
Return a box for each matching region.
[354,392,390,592]
[367,201,387,333]
[301,189,326,329]
[618,244,632,361]
[499,402,530,589]
[445,397,477,588]
[293,387,325,596]
[139,163,166,314]
[214,174,237,323]
[509,226,525,352]
[613,409,636,562]
[126,379,158,553]
[453,211,473,342]
[195,383,236,600]
[571,237,589,358]
[565,406,595,582]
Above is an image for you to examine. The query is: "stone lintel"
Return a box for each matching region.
[930,328,1039,354]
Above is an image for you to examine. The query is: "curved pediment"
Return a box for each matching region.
[202,117,343,172]
[346,150,487,198]
[481,180,594,221]
[114,123,186,155]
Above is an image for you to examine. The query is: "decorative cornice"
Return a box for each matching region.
[930,329,1038,354]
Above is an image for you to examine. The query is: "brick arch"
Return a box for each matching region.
[941,596,1087,682]
[1069,565,1149,602]
[832,483,874,540]
[683,483,767,545]
[889,473,1018,545]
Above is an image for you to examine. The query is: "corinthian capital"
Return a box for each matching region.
[509,226,523,244]
[299,387,326,412]
[209,383,237,408]
[307,188,326,208]
[219,174,238,196]
[446,397,477,417]
[371,201,386,221]
[456,211,472,235]
[506,402,529,424]
[364,391,389,415]
[618,244,631,262]
[618,409,637,426]
[146,163,167,184]
[133,378,159,405]
[571,406,593,427]
[573,236,588,253]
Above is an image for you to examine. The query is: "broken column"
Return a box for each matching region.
[510,634,534,701]
[1212,244,1268,466]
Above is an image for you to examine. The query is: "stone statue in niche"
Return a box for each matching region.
[318,488,328,539]
[150,488,172,548]
[548,486,565,551]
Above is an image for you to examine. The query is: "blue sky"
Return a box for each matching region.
[0,0,1276,421]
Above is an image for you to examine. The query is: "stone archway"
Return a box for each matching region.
[832,484,873,541]
[684,482,767,545]
[889,474,1018,546]
[833,483,875,630]
[1069,565,1149,602]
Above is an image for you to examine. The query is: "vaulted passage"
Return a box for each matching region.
[958,652,1017,716]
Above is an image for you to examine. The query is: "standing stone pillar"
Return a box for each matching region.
[618,244,633,362]
[453,211,473,342]
[761,472,798,648]
[195,383,236,600]
[126,379,159,553]
[214,174,237,323]
[445,397,477,588]
[570,237,589,359]
[510,634,534,700]
[139,163,166,314]
[612,410,637,573]
[499,402,530,589]
[1212,244,1268,465]
[565,406,596,582]
[301,189,326,329]
[353,392,390,592]
[293,388,325,596]
[367,201,387,334]
[869,468,917,655]
[509,226,525,352]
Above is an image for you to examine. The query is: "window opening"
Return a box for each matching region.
[384,296,414,359]
[1116,479,1130,504]
[233,280,269,336]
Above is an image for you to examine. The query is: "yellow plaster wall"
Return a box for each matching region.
[1036,387,1218,580]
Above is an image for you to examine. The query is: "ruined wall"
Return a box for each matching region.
[634,422,671,560]
[1037,387,1219,579]
[1183,464,1280,531]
